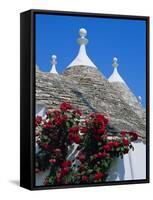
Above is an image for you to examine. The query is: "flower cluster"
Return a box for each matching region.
[35,102,139,186]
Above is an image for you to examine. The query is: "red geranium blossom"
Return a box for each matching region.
[95,152,108,159]
[68,126,79,134]
[35,115,42,126]
[94,172,105,180]
[42,143,49,150]
[80,127,88,134]
[46,111,51,117]
[120,131,127,137]
[112,141,120,148]
[43,120,53,129]
[122,138,129,146]
[82,175,88,182]
[73,135,81,144]
[61,167,70,176]
[77,153,86,162]
[62,160,72,168]
[61,114,68,122]
[103,144,112,152]
[128,132,138,141]
[73,109,82,116]
[49,159,56,164]
[60,102,72,112]
[97,127,105,135]
[54,110,60,117]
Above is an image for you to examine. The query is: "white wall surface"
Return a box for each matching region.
[107,142,146,181]
[0,0,152,199]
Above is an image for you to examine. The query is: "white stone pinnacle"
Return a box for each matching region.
[67,28,97,68]
[36,64,40,71]
[108,57,126,84]
[50,55,58,74]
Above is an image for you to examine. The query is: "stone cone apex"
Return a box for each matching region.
[67,28,97,68]
[50,55,59,74]
[108,57,145,121]
[108,57,126,85]
[36,64,40,72]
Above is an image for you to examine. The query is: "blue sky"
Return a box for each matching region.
[35,14,146,107]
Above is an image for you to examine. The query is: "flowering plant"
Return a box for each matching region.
[35,102,139,185]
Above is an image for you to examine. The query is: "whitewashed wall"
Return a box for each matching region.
[36,104,46,117]
[107,141,146,181]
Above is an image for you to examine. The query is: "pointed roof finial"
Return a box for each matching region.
[108,57,126,84]
[67,28,97,68]
[50,55,58,74]
[138,96,142,104]
[77,28,88,45]
[36,64,40,71]
[112,57,119,68]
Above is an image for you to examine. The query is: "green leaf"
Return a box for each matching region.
[87,169,93,174]
[66,121,70,128]
[48,176,55,185]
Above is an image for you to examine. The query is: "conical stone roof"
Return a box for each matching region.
[108,57,145,122]
[36,65,146,140]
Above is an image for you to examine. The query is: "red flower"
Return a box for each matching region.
[80,127,88,134]
[128,132,138,141]
[35,115,42,126]
[53,117,62,126]
[60,102,72,112]
[49,159,56,164]
[97,127,105,135]
[82,176,88,182]
[54,110,60,117]
[73,135,81,144]
[93,113,109,126]
[94,172,105,180]
[73,109,82,116]
[62,160,72,168]
[103,144,112,152]
[122,138,129,146]
[61,114,68,122]
[94,135,102,142]
[46,111,51,117]
[61,167,70,176]
[68,126,79,134]
[95,152,108,159]
[43,120,53,129]
[113,141,120,148]
[77,153,86,162]
[120,131,127,137]
[42,143,49,150]
[107,141,119,148]
[90,113,95,118]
